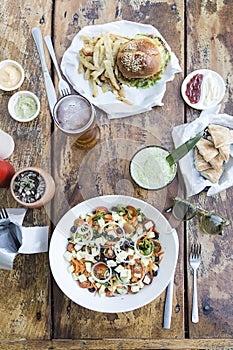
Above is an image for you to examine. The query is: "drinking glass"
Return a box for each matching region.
[53,94,100,149]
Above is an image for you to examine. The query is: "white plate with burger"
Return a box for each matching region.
[61,20,182,118]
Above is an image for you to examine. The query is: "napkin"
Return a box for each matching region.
[172,106,233,197]
[61,20,182,119]
[0,208,49,270]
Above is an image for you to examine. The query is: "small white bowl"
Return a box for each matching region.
[0,59,25,91]
[8,91,40,122]
[181,69,226,110]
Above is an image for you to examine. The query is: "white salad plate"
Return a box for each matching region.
[49,195,179,313]
[181,69,225,110]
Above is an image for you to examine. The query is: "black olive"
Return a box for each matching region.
[154,232,159,239]
[70,226,76,233]
[154,256,160,262]
[153,270,158,277]
[88,287,95,293]
[116,228,123,234]
[108,235,115,240]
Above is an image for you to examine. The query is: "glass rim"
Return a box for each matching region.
[53,94,96,135]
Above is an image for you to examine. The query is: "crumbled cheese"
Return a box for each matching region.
[143,274,151,285]
[153,264,159,272]
[91,247,98,256]
[78,274,87,283]
[127,248,135,256]
[134,273,142,279]
[115,265,125,274]
[147,231,155,238]
[85,261,92,273]
[116,250,128,261]
[136,226,143,235]
[120,268,131,279]
[98,217,105,228]
[67,265,74,274]
[99,285,106,297]
[72,273,79,280]
[74,243,82,251]
[131,284,140,293]
[88,276,95,283]
[144,221,153,230]
[63,251,73,262]
[112,212,121,222]
[106,260,117,268]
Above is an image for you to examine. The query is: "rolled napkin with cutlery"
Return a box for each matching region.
[0,208,49,270]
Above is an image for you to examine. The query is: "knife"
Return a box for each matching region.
[32,27,57,116]
[163,228,179,329]
[163,275,174,329]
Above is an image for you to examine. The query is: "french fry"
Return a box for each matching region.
[104,59,120,91]
[89,77,98,97]
[78,53,97,71]
[77,32,132,103]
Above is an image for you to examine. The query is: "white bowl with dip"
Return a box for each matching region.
[0,59,25,91]
[129,146,177,190]
[8,90,40,122]
[181,69,226,110]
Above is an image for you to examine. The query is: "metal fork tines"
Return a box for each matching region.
[44,35,71,97]
[190,243,201,323]
[0,206,8,220]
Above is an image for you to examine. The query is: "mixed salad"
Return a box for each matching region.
[63,204,164,297]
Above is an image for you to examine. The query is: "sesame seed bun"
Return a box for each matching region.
[116,35,170,88]
[117,38,162,79]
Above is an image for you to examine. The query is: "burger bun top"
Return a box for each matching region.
[117,37,162,79]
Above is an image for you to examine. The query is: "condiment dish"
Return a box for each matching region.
[8,90,40,122]
[10,166,55,208]
[181,69,225,110]
[0,59,25,91]
[129,145,177,191]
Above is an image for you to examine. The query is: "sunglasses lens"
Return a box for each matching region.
[172,201,197,221]
[199,214,224,235]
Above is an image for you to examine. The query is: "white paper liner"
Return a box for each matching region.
[172,106,233,197]
[61,20,182,119]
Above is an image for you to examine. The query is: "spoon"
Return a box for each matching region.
[166,131,204,166]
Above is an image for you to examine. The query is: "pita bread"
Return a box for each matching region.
[196,138,219,162]
[209,153,224,172]
[208,124,232,148]
[219,144,230,162]
[200,167,223,184]
[194,148,211,171]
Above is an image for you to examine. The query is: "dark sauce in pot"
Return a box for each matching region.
[185,73,204,104]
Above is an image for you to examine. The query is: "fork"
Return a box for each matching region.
[190,243,201,323]
[0,206,8,220]
[44,36,71,97]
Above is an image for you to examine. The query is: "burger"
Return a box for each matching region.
[116,34,171,88]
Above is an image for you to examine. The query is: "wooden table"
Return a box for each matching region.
[0,1,233,349]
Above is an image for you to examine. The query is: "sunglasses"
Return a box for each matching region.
[166,197,230,235]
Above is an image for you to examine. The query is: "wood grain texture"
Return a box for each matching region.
[0,0,53,340]
[0,338,233,350]
[0,0,233,345]
[185,0,233,339]
[51,0,184,340]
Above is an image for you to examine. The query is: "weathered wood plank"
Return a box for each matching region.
[52,0,185,340]
[0,338,233,350]
[0,0,53,340]
[185,0,233,339]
